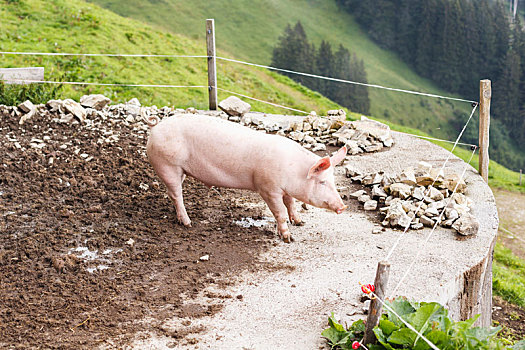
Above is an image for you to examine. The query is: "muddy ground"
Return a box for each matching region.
[0,110,279,348]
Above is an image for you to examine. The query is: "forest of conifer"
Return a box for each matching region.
[336,0,525,170]
[271,22,371,115]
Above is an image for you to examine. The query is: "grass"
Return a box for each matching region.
[0,0,340,114]
[87,0,472,139]
[493,243,525,308]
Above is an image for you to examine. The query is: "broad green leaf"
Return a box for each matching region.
[388,328,417,346]
[321,327,348,347]
[328,313,347,332]
[373,327,396,350]
[379,319,399,337]
[350,319,366,334]
[420,329,450,349]
[385,298,416,328]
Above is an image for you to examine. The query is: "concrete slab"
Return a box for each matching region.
[127,129,498,350]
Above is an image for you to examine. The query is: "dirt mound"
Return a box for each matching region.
[0,109,274,348]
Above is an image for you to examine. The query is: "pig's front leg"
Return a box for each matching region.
[260,192,293,243]
[283,194,304,226]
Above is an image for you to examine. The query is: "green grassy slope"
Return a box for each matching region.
[87,0,473,139]
[0,0,341,113]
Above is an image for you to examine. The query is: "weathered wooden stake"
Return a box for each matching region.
[479,80,491,183]
[206,19,218,110]
[363,261,391,346]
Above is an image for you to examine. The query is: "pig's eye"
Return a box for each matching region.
[319,180,327,185]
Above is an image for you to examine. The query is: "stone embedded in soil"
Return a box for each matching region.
[364,200,378,211]
[18,100,34,113]
[350,190,366,199]
[371,185,388,199]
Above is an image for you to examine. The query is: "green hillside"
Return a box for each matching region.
[87,0,473,139]
[0,0,341,114]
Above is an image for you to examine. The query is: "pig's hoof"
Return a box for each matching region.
[281,232,294,243]
[178,218,192,227]
[292,220,305,226]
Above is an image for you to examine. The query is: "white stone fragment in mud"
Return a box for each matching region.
[18,100,34,113]
[80,94,111,110]
[452,213,479,236]
[199,254,210,261]
[411,222,424,230]
[289,131,305,142]
[312,143,326,152]
[304,135,316,144]
[350,190,366,199]
[364,200,378,211]
[358,194,371,203]
[344,165,359,178]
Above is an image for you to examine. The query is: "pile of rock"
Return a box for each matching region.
[217,96,394,154]
[345,161,479,236]
[1,95,395,156]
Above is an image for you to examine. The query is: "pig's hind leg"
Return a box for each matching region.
[260,192,293,243]
[283,194,304,226]
[162,168,192,227]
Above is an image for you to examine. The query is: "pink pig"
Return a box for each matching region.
[144,113,347,242]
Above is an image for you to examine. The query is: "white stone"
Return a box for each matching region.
[80,94,110,110]
[219,96,251,117]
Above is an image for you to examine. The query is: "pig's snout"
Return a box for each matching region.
[336,204,348,214]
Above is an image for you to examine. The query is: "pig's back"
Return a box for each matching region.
[147,114,315,190]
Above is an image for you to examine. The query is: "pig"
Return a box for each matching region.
[143,112,348,242]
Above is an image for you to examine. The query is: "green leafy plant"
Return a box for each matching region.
[322,298,524,350]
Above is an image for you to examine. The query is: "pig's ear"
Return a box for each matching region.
[330,146,347,166]
[307,157,331,179]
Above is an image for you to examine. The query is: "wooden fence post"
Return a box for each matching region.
[479,80,491,183]
[520,169,522,186]
[363,261,391,346]
[206,19,218,110]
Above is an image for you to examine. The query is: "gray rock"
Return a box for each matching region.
[399,169,417,186]
[364,143,383,153]
[63,99,86,122]
[389,183,412,199]
[312,143,326,152]
[127,97,141,106]
[428,186,444,201]
[350,190,366,199]
[420,215,435,227]
[445,208,459,220]
[18,100,34,113]
[344,166,359,178]
[371,185,388,198]
[385,201,411,228]
[412,186,426,201]
[219,96,251,117]
[358,194,371,203]
[424,207,440,217]
[411,223,424,230]
[364,200,378,211]
[452,213,479,236]
[80,94,110,110]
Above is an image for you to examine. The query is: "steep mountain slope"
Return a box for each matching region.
[87,0,472,139]
[0,0,340,113]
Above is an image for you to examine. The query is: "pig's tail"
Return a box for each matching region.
[140,107,160,127]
